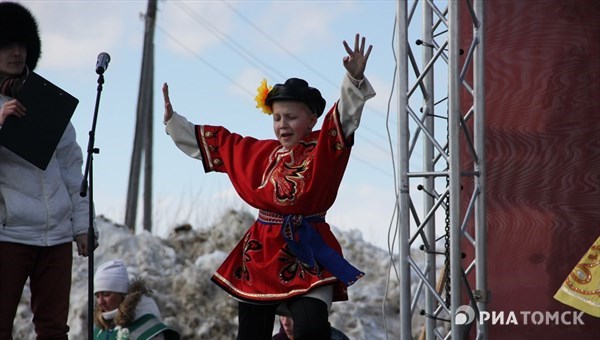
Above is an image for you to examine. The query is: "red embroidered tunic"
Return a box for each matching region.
[195,103,362,303]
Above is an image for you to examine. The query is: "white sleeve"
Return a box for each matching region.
[337,74,376,138]
[165,112,202,160]
[55,123,91,237]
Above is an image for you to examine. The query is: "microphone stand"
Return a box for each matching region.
[80,72,105,340]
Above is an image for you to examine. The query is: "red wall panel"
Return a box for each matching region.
[460,1,600,338]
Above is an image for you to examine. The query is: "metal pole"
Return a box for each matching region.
[448,1,463,338]
[422,2,436,339]
[474,0,487,338]
[81,70,106,340]
[397,1,412,339]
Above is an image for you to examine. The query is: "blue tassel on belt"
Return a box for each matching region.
[258,210,364,286]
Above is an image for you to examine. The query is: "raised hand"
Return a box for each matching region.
[162,82,174,123]
[342,33,373,80]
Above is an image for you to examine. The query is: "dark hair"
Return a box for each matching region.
[0,2,41,71]
[265,78,326,117]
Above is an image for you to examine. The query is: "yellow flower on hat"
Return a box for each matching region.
[255,79,273,115]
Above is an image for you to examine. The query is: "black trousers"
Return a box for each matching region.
[237,297,331,340]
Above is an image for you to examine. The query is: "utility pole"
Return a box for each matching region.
[125,0,156,232]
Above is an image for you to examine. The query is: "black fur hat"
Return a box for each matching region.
[265,78,326,117]
[0,2,41,71]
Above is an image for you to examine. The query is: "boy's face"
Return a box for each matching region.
[272,101,317,151]
[0,43,26,77]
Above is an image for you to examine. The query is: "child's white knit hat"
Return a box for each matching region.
[94,259,129,294]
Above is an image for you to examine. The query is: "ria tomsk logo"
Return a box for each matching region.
[455,305,476,325]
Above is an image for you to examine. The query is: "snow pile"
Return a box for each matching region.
[13,210,412,339]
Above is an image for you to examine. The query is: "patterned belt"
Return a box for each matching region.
[258,210,327,224]
[257,209,364,286]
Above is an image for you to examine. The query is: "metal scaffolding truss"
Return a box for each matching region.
[396,1,487,339]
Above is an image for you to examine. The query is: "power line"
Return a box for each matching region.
[219,2,397,132]
[155,24,254,98]
[171,1,286,81]
[220,1,339,90]
[219,1,397,126]
[157,1,394,177]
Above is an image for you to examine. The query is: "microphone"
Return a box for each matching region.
[95,52,111,75]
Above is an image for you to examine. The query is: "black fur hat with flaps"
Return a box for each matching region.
[0,2,41,71]
[265,78,326,117]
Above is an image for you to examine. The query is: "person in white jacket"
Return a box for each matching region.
[93,260,180,340]
[0,2,96,339]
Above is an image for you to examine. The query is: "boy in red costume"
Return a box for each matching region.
[163,34,375,339]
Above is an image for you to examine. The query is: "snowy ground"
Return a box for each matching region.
[12,210,420,339]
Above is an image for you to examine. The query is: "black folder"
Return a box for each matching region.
[0,72,79,170]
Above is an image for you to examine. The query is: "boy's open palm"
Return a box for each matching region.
[343,33,373,80]
[162,82,174,123]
